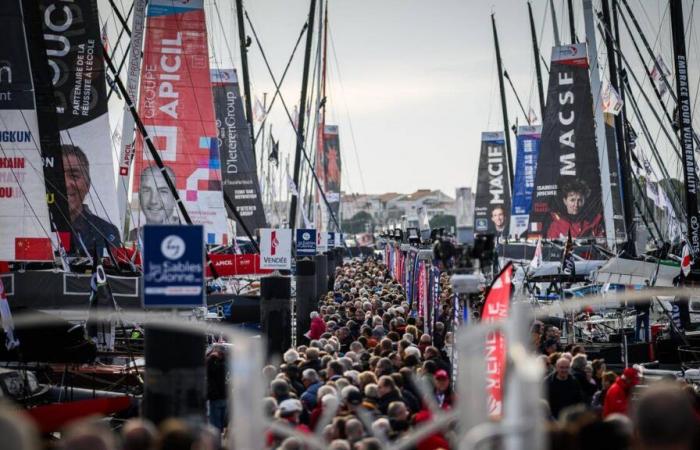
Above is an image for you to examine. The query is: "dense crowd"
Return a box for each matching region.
[1,256,700,449]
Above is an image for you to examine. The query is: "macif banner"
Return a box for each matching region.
[509,125,541,239]
[211,68,267,236]
[473,132,511,239]
[39,0,122,252]
[131,0,229,245]
[528,44,604,241]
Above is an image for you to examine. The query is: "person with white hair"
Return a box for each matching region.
[283,348,300,365]
[300,368,323,411]
[306,311,327,341]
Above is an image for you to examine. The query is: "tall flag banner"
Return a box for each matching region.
[0,0,59,261]
[321,125,341,230]
[474,132,511,239]
[481,262,513,417]
[528,44,605,241]
[0,277,19,350]
[130,0,229,245]
[455,187,474,228]
[562,230,576,276]
[39,0,122,253]
[681,241,692,277]
[211,68,267,236]
[529,238,543,270]
[650,55,672,98]
[604,115,628,243]
[510,125,541,239]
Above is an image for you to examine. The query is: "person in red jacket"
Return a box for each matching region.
[546,177,603,239]
[603,367,639,418]
[305,311,326,341]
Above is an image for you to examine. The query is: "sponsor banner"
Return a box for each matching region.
[205,253,272,277]
[317,230,328,253]
[143,225,204,308]
[296,228,317,257]
[130,0,229,245]
[510,126,541,238]
[474,132,511,239]
[0,1,54,261]
[481,262,513,417]
[455,187,474,228]
[211,68,267,235]
[528,44,604,240]
[39,0,122,252]
[326,231,336,249]
[334,232,343,248]
[604,115,627,242]
[260,228,291,270]
[322,125,341,230]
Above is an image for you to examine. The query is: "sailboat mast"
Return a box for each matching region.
[669,0,700,262]
[235,0,256,152]
[601,0,635,255]
[289,0,317,230]
[566,0,577,42]
[549,0,561,46]
[491,14,514,193]
[583,0,616,249]
[528,2,546,121]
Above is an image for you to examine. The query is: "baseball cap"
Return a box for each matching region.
[622,367,640,384]
[278,399,303,415]
[435,369,449,380]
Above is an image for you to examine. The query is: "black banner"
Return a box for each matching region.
[473,132,511,239]
[604,114,627,242]
[211,69,267,236]
[670,0,700,259]
[528,44,604,241]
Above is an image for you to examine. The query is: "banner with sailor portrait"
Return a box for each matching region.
[473,132,511,239]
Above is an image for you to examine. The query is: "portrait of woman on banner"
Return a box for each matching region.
[546,177,603,239]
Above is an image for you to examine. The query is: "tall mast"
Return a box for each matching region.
[601,0,635,255]
[491,13,514,193]
[669,0,700,263]
[549,0,561,46]
[288,0,317,230]
[527,2,546,121]
[235,0,256,153]
[567,0,577,42]
[583,0,616,249]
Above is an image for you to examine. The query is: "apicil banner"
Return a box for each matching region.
[322,125,341,229]
[260,228,291,270]
[481,262,513,417]
[130,0,228,245]
[0,0,55,261]
[39,0,122,252]
[528,44,604,241]
[509,126,541,239]
[143,225,204,308]
[211,68,267,236]
[473,132,511,239]
[296,228,317,257]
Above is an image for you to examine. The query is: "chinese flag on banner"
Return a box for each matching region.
[15,238,53,261]
[481,261,513,417]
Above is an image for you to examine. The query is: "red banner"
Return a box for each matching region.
[206,254,272,277]
[481,262,513,417]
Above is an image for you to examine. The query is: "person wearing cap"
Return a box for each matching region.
[603,367,640,418]
[433,369,454,410]
[277,399,311,433]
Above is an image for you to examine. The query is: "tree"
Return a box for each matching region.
[429,214,456,231]
[342,211,373,234]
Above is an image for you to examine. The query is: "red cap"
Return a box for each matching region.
[622,367,639,384]
[435,369,449,380]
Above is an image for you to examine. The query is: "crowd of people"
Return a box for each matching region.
[1,256,700,449]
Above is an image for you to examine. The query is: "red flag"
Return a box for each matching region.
[14,237,53,261]
[481,262,513,417]
[681,242,692,276]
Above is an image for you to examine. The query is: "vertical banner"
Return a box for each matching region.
[322,125,341,229]
[130,0,228,245]
[295,228,317,257]
[260,228,292,270]
[604,115,627,242]
[0,0,54,261]
[39,0,122,252]
[481,262,513,417]
[509,125,541,238]
[211,68,267,236]
[528,44,604,240]
[473,132,511,239]
[455,187,475,228]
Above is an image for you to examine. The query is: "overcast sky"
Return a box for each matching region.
[103,0,699,199]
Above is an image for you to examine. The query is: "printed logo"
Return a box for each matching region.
[161,235,186,260]
[302,232,310,241]
[271,231,279,256]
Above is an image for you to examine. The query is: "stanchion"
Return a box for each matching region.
[326,251,336,291]
[260,274,292,358]
[295,259,317,344]
[314,254,328,299]
[143,326,207,425]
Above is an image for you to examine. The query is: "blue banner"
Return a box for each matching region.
[143,225,204,308]
[327,232,336,248]
[510,126,541,238]
[296,229,317,257]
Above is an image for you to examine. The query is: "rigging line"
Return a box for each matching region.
[327,23,367,194]
[104,0,137,101]
[107,0,132,37]
[244,10,342,232]
[503,70,531,125]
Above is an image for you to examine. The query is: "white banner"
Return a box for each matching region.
[260,228,292,270]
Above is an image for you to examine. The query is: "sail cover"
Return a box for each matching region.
[39,0,122,253]
[210,68,267,236]
[528,44,604,241]
[130,0,228,244]
[510,125,541,239]
[0,0,55,261]
[474,131,511,239]
[322,124,341,230]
